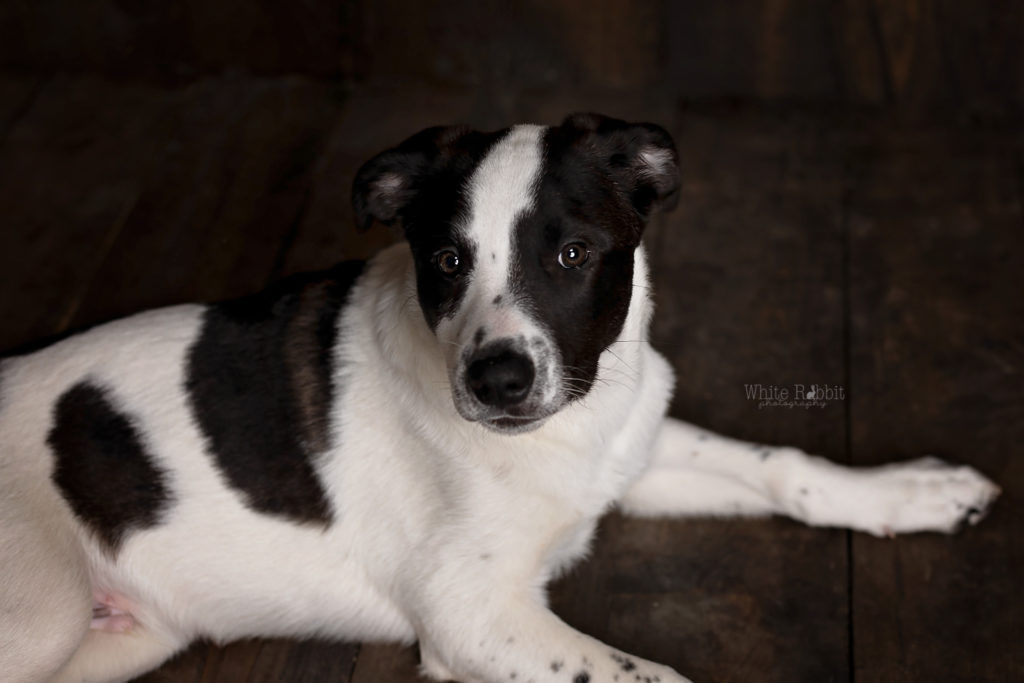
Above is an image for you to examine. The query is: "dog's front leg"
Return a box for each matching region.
[620,418,1000,536]
[406,567,691,683]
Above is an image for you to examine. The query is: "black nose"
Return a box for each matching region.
[467,348,535,408]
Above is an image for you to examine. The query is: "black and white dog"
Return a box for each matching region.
[0,114,1000,683]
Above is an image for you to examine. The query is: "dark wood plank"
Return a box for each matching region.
[136,638,359,683]
[0,76,180,352]
[0,75,42,146]
[63,76,345,331]
[349,643,422,683]
[0,2,355,82]
[847,125,1024,680]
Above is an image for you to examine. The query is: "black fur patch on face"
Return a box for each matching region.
[185,261,365,525]
[353,126,508,330]
[48,381,173,555]
[511,114,678,397]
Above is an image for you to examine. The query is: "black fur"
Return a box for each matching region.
[511,114,679,396]
[48,381,173,554]
[352,125,508,330]
[185,262,365,525]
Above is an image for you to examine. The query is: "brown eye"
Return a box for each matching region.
[558,242,589,269]
[435,249,461,275]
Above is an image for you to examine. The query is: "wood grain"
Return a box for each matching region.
[846,124,1024,681]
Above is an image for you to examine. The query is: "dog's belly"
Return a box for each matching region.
[98,512,416,645]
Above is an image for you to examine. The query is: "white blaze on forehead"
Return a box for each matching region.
[462,125,545,302]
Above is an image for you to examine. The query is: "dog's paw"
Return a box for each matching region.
[858,457,1001,537]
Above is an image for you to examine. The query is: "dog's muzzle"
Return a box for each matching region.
[450,337,560,433]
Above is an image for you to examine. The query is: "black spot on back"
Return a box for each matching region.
[186,261,365,525]
[48,382,173,555]
[574,672,590,683]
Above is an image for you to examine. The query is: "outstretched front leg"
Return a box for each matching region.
[403,521,693,683]
[619,418,1000,537]
[414,593,690,683]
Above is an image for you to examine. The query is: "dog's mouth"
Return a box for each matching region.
[485,414,546,434]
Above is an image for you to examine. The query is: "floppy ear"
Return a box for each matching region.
[561,112,680,218]
[351,125,471,232]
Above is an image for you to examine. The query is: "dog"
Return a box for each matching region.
[0,113,1000,683]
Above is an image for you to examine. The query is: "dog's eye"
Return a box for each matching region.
[558,243,589,269]
[435,249,461,275]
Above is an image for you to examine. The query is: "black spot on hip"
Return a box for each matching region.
[185,261,365,525]
[48,382,173,555]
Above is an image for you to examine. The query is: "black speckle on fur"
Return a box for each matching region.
[49,382,173,554]
[574,673,590,683]
[474,327,486,346]
[551,661,563,672]
[493,294,503,305]
[186,262,365,525]
[759,449,772,462]
[611,653,637,672]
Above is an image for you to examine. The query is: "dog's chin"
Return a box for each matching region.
[451,398,556,435]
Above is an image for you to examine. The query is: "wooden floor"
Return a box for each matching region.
[1,75,1021,682]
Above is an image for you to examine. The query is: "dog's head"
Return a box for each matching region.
[353,114,679,434]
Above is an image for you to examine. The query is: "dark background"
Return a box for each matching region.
[0,2,1021,682]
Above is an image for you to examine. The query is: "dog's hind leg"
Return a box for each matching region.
[619,417,1001,536]
[51,623,185,683]
[0,489,93,683]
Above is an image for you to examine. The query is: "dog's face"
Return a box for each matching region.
[353,114,679,433]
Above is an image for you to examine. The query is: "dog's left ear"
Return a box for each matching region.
[560,112,680,218]
[351,125,472,233]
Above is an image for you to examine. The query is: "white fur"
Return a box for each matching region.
[439,125,564,423]
[0,126,1000,683]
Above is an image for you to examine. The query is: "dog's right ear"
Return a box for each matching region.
[352,125,472,233]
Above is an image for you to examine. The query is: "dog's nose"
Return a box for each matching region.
[467,349,535,408]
